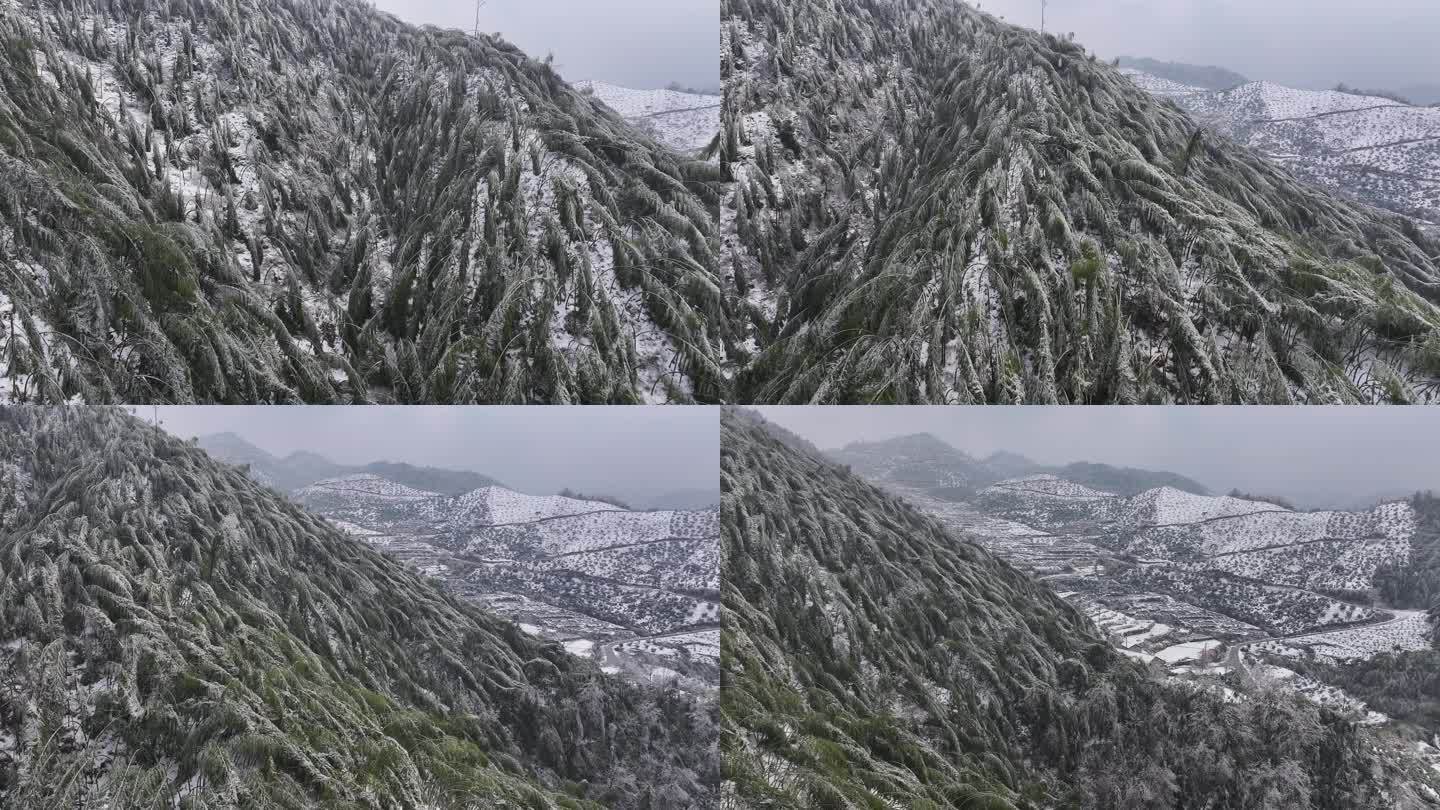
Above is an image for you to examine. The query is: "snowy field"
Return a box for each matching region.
[574,80,719,154]
[1295,613,1433,661]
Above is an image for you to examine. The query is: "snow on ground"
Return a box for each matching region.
[441,486,620,525]
[1223,81,1405,121]
[1252,661,1386,722]
[1155,639,1221,664]
[685,600,720,625]
[326,520,378,536]
[1120,622,1174,649]
[297,474,438,502]
[1297,612,1433,661]
[1124,70,1440,223]
[1124,487,1283,525]
[574,80,719,154]
[1117,68,1207,99]
[563,639,595,657]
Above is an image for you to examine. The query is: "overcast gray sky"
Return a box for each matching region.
[753,406,1440,506]
[153,406,717,502]
[977,0,1440,93]
[369,0,717,90]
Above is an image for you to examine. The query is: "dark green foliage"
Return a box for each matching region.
[0,407,718,808]
[721,407,1432,808]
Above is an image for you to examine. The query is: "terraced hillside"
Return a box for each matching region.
[973,477,1420,638]
[280,473,723,688]
[0,0,733,404]
[0,407,718,808]
[723,0,1440,403]
[1123,70,1440,227]
[721,408,1440,808]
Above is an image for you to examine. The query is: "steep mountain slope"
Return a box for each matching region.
[722,0,1440,403]
[574,80,721,157]
[0,0,733,404]
[721,408,1439,807]
[198,432,501,494]
[288,475,722,687]
[1122,70,1440,226]
[829,431,1208,498]
[0,407,718,808]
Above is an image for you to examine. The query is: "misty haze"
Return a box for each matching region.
[155,405,717,508]
[371,0,718,91]
[755,406,1440,509]
[979,0,1440,100]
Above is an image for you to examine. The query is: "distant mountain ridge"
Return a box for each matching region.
[1117,56,1250,91]
[199,431,717,509]
[198,432,502,494]
[828,432,1210,498]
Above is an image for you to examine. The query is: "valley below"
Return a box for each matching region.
[204,436,721,691]
[301,476,721,690]
[840,433,1440,771]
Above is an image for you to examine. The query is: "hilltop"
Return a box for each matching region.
[187,441,724,691]
[197,432,501,494]
[574,80,721,156]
